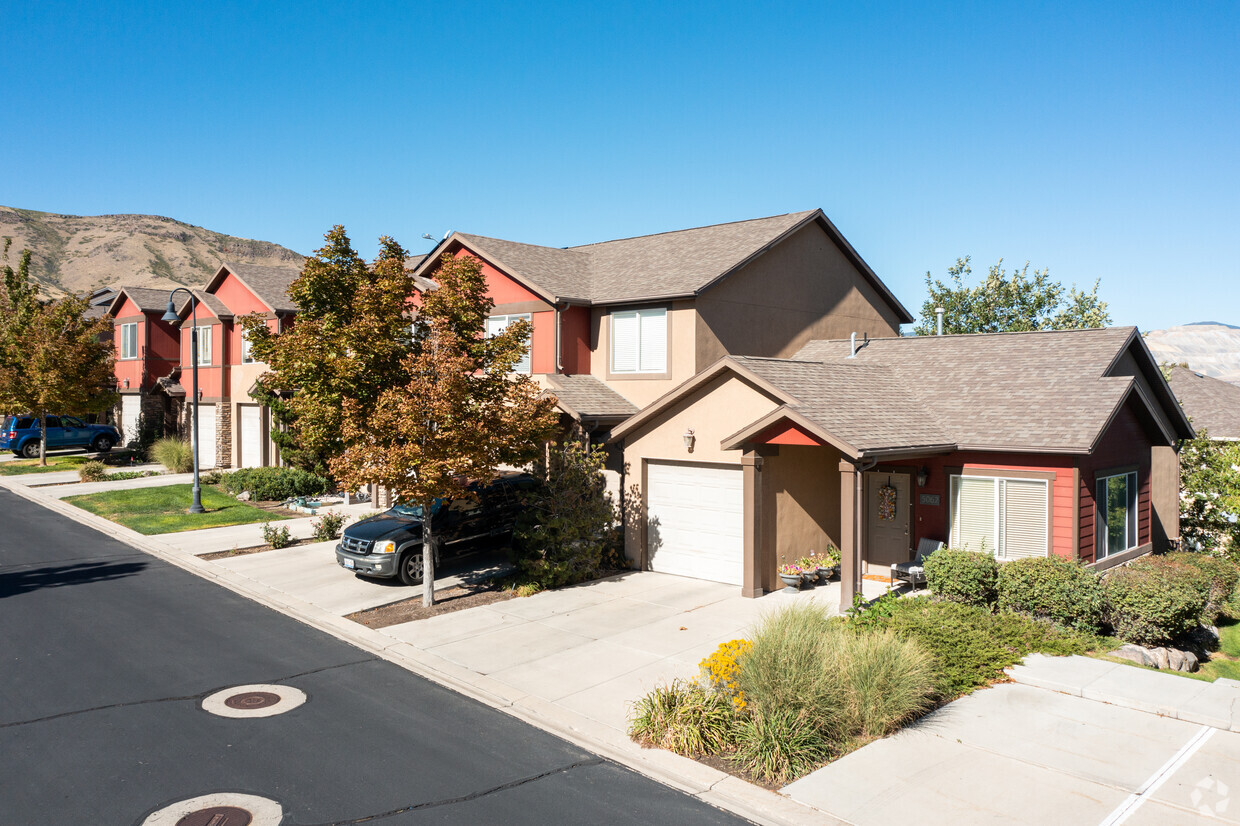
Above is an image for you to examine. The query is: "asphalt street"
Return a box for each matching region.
[0,489,750,825]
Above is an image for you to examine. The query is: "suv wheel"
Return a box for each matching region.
[398,551,424,586]
[20,441,40,459]
[91,435,115,453]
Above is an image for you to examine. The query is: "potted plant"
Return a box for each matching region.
[817,546,841,580]
[797,555,821,586]
[778,561,803,593]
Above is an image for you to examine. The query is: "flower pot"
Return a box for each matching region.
[801,571,819,587]
[779,573,802,593]
[818,565,840,581]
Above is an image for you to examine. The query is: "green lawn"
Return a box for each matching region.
[1199,620,1240,681]
[0,455,92,475]
[64,484,289,535]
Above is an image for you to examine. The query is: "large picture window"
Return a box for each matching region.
[196,325,212,366]
[949,474,1049,559]
[120,323,138,360]
[610,308,666,374]
[1096,471,1139,558]
[485,314,532,374]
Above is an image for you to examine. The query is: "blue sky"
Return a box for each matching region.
[4,1,1237,332]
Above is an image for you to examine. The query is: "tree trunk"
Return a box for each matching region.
[38,409,47,466]
[422,501,437,607]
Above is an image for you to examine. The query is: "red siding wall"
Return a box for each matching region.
[179,306,228,399]
[559,305,591,374]
[113,299,181,390]
[1077,401,1153,563]
[907,451,1076,560]
[213,273,270,316]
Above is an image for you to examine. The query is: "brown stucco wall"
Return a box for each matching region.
[693,222,904,367]
[764,444,841,590]
[1150,444,1180,551]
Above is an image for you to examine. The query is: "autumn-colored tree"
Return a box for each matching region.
[0,292,116,465]
[914,257,1111,335]
[332,253,559,606]
[240,226,415,476]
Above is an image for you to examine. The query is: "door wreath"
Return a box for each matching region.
[877,483,897,521]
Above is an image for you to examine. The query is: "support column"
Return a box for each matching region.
[839,458,860,613]
[742,450,764,598]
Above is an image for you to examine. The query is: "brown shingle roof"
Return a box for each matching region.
[219,261,304,313]
[108,286,177,316]
[545,374,640,422]
[1167,366,1240,440]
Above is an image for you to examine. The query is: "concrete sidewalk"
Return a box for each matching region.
[153,500,376,553]
[43,471,197,497]
[6,462,165,488]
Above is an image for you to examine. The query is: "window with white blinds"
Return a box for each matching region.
[196,326,212,366]
[610,308,666,373]
[950,474,1049,559]
[120,323,138,359]
[485,314,532,374]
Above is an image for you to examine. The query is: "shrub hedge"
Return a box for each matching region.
[997,555,1105,633]
[219,466,330,502]
[923,548,999,606]
[1164,552,1239,623]
[1104,558,1206,645]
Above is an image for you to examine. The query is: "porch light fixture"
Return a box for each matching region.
[122,377,130,389]
[162,289,205,514]
[917,466,929,488]
[683,428,695,453]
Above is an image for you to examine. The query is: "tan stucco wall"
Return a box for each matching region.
[1151,444,1180,551]
[694,222,904,367]
[228,362,279,468]
[764,445,842,575]
[590,300,697,408]
[621,373,781,567]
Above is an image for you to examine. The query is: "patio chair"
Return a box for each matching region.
[890,538,944,591]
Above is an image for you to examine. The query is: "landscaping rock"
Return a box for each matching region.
[1151,647,1171,670]
[1110,642,1200,672]
[236,491,251,501]
[1113,644,1156,667]
[1181,650,1200,672]
[1166,648,1186,672]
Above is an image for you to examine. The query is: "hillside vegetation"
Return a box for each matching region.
[0,206,303,296]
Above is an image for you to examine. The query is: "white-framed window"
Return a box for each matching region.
[241,329,255,364]
[485,314,532,374]
[195,325,212,366]
[1096,471,1139,558]
[120,322,138,360]
[610,308,667,373]
[949,474,1049,559]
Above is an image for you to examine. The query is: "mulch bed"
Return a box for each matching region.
[347,581,514,628]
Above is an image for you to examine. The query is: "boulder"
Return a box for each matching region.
[1166,648,1186,672]
[1151,647,1172,670]
[236,491,251,501]
[1180,650,1200,672]
[1113,644,1156,667]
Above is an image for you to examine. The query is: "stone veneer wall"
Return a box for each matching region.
[215,402,233,470]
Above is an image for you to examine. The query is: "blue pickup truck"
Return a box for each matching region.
[0,414,121,458]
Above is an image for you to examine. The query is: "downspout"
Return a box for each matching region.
[554,301,563,374]
[851,455,878,604]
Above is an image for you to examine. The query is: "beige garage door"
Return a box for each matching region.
[239,404,262,468]
[645,461,744,585]
[194,404,216,469]
[120,395,141,445]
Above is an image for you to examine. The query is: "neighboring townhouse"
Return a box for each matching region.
[610,327,1193,603]
[412,210,914,433]
[165,262,303,470]
[1166,366,1240,440]
[107,287,183,445]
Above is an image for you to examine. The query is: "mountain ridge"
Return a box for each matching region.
[1145,322,1240,386]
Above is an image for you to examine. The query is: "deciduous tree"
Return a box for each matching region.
[913,257,1110,335]
[1179,429,1240,556]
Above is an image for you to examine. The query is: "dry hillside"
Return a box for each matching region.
[1145,323,1240,386]
[0,206,304,296]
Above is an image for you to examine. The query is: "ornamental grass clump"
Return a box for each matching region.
[628,679,737,757]
[730,708,832,784]
[923,547,999,607]
[150,437,193,473]
[997,555,1105,633]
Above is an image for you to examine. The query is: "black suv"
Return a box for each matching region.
[335,473,537,585]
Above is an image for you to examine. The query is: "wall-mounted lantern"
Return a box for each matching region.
[683,428,696,453]
[916,466,929,488]
[122,377,130,389]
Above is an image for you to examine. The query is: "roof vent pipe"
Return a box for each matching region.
[848,332,857,358]
[935,307,945,336]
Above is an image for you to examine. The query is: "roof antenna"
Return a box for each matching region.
[935,307,945,336]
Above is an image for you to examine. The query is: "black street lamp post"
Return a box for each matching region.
[162,288,205,514]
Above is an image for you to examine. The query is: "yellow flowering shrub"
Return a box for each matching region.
[699,639,753,711]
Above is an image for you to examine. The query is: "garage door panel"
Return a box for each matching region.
[195,404,216,469]
[646,462,743,585]
[240,405,262,468]
[120,396,141,445]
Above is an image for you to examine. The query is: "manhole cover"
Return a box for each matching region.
[223,692,282,710]
[175,806,252,826]
[140,793,281,826]
[201,684,307,718]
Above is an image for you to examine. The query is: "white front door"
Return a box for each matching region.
[120,395,141,445]
[239,404,262,468]
[194,404,216,469]
[645,461,744,585]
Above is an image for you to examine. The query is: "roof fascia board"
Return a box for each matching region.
[720,406,861,458]
[609,357,795,442]
[857,444,959,459]
[1126,328,1195,439]
[1085,382,1178,454]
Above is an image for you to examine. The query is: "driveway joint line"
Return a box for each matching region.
[1097,724,1216,826]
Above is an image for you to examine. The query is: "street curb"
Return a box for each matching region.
[2,478,847,826]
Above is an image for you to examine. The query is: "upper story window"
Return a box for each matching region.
[241,329,255,364]
[486,314,532,374]
[120,323,138,360]
[196,325,212,366]
[610,308,666,374]
[949,474,1049,559]
[1097,471,1139,558]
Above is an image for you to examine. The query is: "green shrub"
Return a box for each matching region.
[262,522,294,549]
[108,470,150,481]
[219,466,330,502]
[78,460,109,482]
[737,604,936,746]
[311,510,347,542]
[1164,552,1240,622]
[923,548,999,606]
[1105,559,1206,645]
[627,679,737,757]
[728,708,832,784]
[151,438,193,473]
[997,555,1105,633]
[871,598,1100,697]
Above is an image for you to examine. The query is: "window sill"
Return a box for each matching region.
[1087,542,1152,571]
